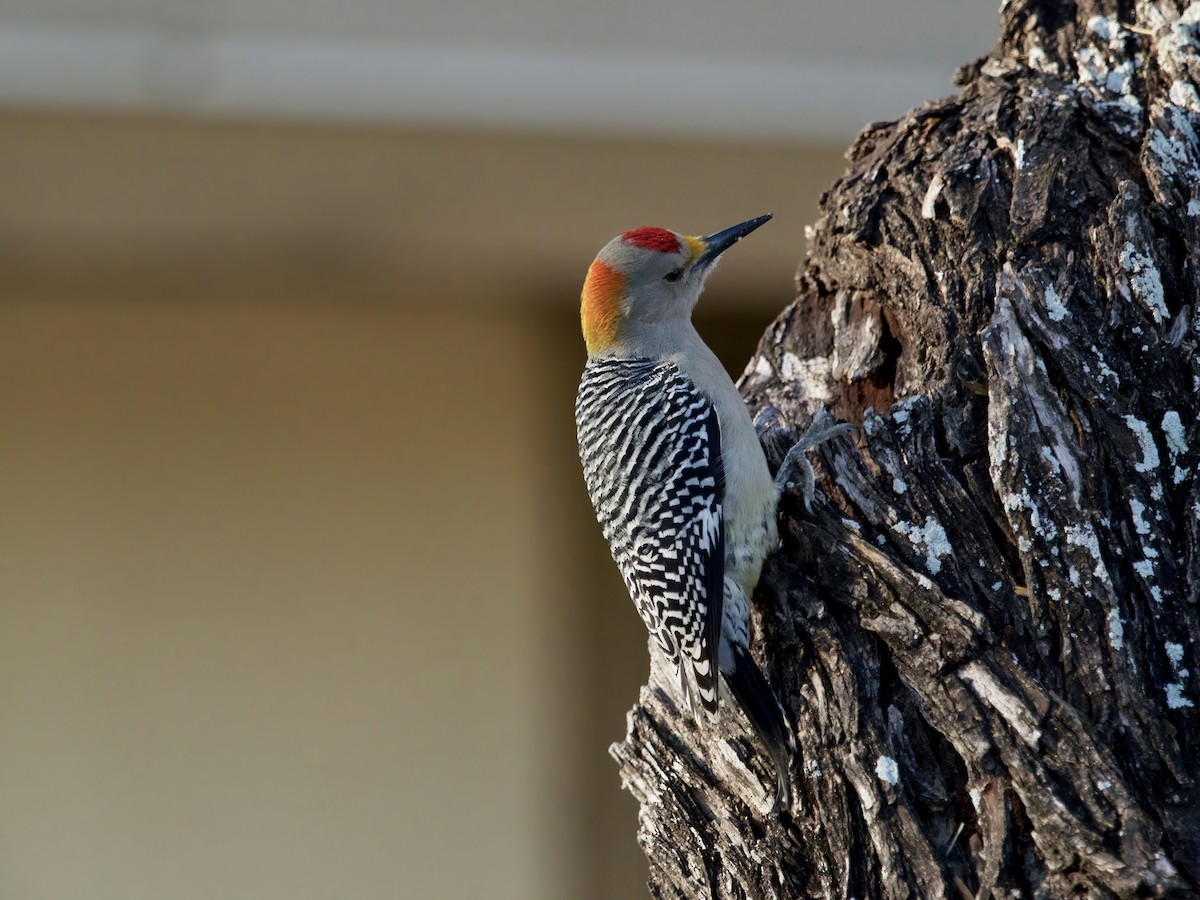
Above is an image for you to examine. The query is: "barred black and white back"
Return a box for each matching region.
[576,356,726,718]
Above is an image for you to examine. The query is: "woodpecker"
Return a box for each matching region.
[575,214,849,812]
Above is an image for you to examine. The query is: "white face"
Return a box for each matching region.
[596,228,712,327]
[581,216,770,356]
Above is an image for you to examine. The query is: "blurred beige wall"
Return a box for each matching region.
[0,299,556,899]
[0,112,846,899]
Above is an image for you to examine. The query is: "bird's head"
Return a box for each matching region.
[579,213,772,356]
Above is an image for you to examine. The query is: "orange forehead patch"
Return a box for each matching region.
[580,259,625,354]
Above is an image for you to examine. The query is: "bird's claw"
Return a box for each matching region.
[775,411,858,511]
[754,405,796,468]
[753,405,785,437]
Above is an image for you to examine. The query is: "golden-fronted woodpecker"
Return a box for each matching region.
[575,214,851,811]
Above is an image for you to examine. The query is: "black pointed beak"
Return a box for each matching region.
[695,213,772,267]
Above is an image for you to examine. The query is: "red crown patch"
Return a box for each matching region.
[620,227,681,254]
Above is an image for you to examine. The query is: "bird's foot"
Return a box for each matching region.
[753,405,796,469]
[775,411,858,512]
[753,405,785,437]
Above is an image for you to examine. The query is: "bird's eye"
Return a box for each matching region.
[663,267,684,282]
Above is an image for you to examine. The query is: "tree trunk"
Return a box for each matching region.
[610,1,1200,896]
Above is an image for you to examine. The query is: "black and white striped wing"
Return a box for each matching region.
[576,357,725,718]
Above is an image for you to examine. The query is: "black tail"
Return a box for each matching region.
[724,643,795,812]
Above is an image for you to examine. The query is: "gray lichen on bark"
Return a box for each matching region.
[610,1,1200,896]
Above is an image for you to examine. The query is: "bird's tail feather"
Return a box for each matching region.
[724,643,795,812]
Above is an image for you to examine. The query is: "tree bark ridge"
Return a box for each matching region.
[612,1,1200,896]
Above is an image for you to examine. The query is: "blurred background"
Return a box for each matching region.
[0,3,996,898]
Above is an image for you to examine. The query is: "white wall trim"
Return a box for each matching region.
[0,26,958,141]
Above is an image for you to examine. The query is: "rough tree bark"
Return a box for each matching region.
[610,1,1200,896]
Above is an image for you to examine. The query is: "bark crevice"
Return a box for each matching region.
[612,1,1200,896]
